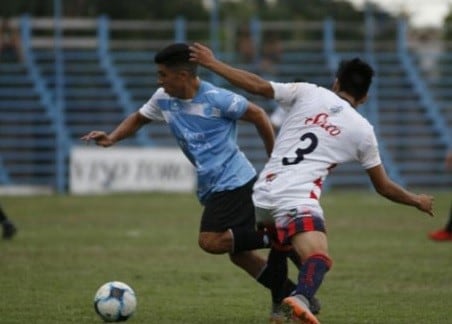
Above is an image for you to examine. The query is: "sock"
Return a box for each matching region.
[230,227,270,253]
[267,248,288,304]
[288,249,301,267]
[283,279,297,299]
[256,249,297,304]
[295,254,332,300]
[445,205,452,232]
[0,206,7,224]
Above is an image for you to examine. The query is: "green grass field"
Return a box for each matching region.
[0,190,450,324]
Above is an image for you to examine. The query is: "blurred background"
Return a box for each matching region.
[0,0,451,194]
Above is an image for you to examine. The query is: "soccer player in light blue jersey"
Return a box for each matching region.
[82,43,297,318]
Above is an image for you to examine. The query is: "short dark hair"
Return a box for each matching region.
[154,43,197,75]
[336,58,374,101]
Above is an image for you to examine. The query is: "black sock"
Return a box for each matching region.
[0,206,7,224]
[230,227,270,253]
[256,248,296,304]
[445,205,452,232]
[288,249,301,267]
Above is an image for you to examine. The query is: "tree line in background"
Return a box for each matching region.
[3,0,452,43]
[4,0,452,30]
[1,0,377,22]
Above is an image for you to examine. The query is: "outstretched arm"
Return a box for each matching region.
[366,164,434,216]
[189,42,274,99]
[445,149,452,171]
[81,112,151,147]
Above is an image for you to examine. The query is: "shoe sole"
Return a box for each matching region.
[282,298,320,324]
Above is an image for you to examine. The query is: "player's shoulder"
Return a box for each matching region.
[272,81,320,93]
[347,109,376,139]
[200,80,245,106]
[340,106,373,128]
[200,80,233,97]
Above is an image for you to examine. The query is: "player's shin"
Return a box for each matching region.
[295,253,332,300]
[229,227,270,253]
[255,249,297,302]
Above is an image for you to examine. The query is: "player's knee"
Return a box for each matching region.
[308,253,333,270]
[198,232,230,254]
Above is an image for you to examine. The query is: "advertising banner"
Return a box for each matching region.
[70,147,196,194]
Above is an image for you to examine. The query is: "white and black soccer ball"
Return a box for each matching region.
[93,281,137,322]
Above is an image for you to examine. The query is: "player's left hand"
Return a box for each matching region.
[416,194,435,217]
[189,42,216,67]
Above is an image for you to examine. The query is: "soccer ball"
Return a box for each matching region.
[93,281,137,322]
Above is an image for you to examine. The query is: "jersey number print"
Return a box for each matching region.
[282,132,318,165]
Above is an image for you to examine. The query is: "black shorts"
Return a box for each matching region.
[200,177,256,232]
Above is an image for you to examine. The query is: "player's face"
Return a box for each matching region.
[156,64,187,98]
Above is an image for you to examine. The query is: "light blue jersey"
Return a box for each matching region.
[139,80,256,204]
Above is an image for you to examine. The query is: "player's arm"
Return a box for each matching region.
[240,102,275,157]
[189,42,274,99]
[366,164,434,216]
[81,112,151,147]
[445,149,452,170]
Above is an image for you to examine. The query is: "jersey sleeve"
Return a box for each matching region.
[138,88,166,122]
[213,88,249,120]
[357,127,382,169]
[270,106,287,128]
[270,81,316,113]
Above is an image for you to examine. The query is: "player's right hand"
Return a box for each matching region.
[80,131,114,147]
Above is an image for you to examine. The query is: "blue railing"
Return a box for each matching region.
[1,15,449,191]
[322,17,404,186]
[21,14,70,191]
[97,16,150,147]
[0,156,10,184]
[397,20,451,149]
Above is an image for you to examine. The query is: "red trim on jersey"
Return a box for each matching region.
[313,177,323,188]
[309,177,323,200]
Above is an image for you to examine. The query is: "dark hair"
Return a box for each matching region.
[336,58,374,101]
[154,43,197,75]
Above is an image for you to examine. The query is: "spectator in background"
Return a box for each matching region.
[428,149,452,241]
[0,18,23,63]
[259,31,283,77]
[0,205,17,239]
[236,25,256,64]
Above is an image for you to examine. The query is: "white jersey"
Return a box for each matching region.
[270,105,287,128]
[253,81,382,219]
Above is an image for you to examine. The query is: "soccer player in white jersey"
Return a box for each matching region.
[81,43,304,315]
[190,42,435,324]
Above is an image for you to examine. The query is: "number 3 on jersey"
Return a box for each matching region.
[282,132,318,165]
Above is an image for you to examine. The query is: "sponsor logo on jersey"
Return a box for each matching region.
[305,113,341,136]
